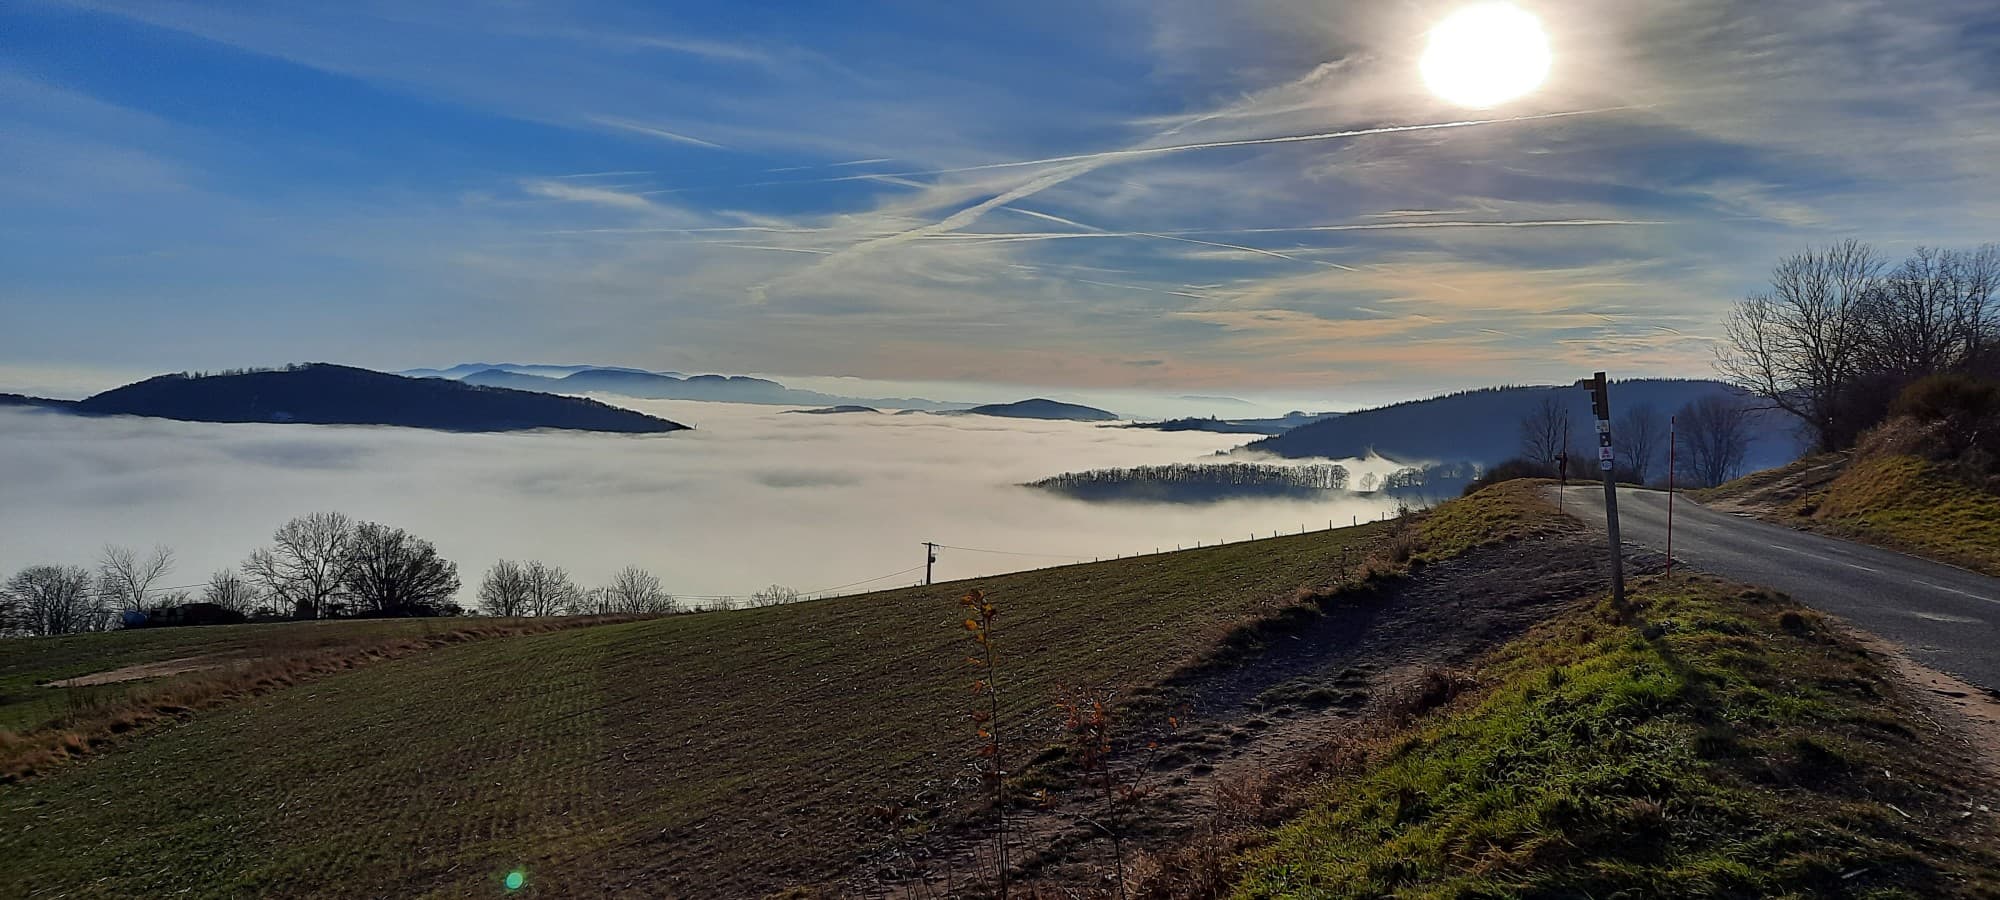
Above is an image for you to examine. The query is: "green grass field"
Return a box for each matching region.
[1230,575,2000,898]
[0,523,1389,898]
[1,618,484,733]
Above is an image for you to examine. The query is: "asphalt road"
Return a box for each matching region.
[1558,484,2000,695]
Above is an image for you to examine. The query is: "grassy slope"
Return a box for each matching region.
[1702,453,2000,577]
[1,618,484,733]
[0,524,1387,899]
[1233,535,2000,895]
[1813,454,2000,576]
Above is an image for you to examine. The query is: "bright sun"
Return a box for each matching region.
[1421,3,1552,109]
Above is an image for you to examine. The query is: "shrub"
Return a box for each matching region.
[1891,373,2000,463]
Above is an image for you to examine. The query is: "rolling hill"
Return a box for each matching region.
[0,524,1391,898]
[1246,379,1805,470]
[960,398,1120,421]
[15,365,687,433]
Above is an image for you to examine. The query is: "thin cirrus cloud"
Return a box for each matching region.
[3,0,1999,396]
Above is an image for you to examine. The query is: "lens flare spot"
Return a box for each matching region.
[504,871,526,891]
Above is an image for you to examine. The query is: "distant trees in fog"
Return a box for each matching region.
[4,513,796,637]
[245,512,354,620]
[1028,462,1477,504]
[749,585,801,608]
[1675,395,1754,488]
[1,565,104,636]
[202,569,262,615]
[340,522,461,617]
[584,566,677,615]
[479,560,586,617]
[1613,405,1666,484]
[97,545,176,614]
[1519,397,1573,474]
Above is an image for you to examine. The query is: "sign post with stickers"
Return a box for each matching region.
[1586,371,1625,605]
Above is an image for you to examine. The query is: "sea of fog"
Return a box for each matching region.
[0,401,1407,603]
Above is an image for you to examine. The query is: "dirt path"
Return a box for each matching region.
[44,656,223,687]
[1845,628,2000,786]
[855,529,1638,897]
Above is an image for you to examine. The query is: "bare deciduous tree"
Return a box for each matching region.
[482,560,580,617]
[1519,396,1573,474]
[1859,244,2000,378]
[244,512,354,619]
[586,566,675,614]
[201,569,261,615]
[478,560,530,617]
[1613,403,1666,484]
[1676,395,1754,489]
[749,585,801,608]
[1716,240,1885,449]
[97,544,175,614]
[3,566,104,636]
[340,522,461,616]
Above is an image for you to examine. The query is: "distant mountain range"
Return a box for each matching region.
[406,363,968,411]
[0,364,687,434]
[1245,379,1805,471]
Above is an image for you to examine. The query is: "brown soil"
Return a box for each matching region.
[853,528,1654,897]
[1844,627,2000,786]
[43,656,224,687]
[1700,452,1849,517]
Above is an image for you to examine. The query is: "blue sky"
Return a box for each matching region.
[4,0,1999,404]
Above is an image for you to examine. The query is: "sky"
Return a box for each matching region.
[0,403,1408,601]
[4,0,1999,405]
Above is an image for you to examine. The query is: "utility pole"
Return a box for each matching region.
[923,542,937,586]
[1586,372,1626,605]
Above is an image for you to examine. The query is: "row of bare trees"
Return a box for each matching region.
[1519,394,1752,488]
[1,515,468,636]
[476,562,679,617]
[1718,240,1999,449]
[1,545,183,637]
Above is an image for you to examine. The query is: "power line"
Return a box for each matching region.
[802,565,928,597]
[934,544,1080,560]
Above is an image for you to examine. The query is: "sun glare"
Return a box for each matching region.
[1421,3,1552,109]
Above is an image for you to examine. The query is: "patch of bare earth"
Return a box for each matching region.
[852,529,1652,898]
[1701,452,1849,517]
[1844,627,2000,787]
[43,655,224,687]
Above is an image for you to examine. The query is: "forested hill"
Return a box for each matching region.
[1247,379,1805,469]
[53,364,687,433]
[962,398,1120,421]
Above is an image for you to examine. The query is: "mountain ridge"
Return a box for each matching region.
[4,364,687,434]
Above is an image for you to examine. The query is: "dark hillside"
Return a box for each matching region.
[74,365,686,433]
[964,398,1120,421]
[1248,379,1804,468]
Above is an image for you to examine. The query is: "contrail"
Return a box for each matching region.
[724,107,1633,191]
[591,115,729,149]
[915,219,1665,243]
[783,107,1636,280]
[998,207,1356,270]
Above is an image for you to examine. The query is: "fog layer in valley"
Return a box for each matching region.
[0,402,1403,602]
